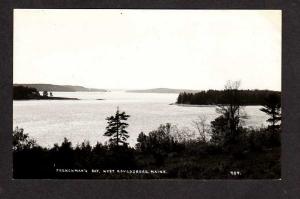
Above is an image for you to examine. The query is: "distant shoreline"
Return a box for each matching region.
[170,103,262,107]
[14,96,80,101]
[169,103,215,107]
[14,84,107,92]
[127,88,199,94]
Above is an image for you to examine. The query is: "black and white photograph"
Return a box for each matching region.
[13,9,281,179]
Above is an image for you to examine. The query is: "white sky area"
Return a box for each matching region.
[14,9,281,90]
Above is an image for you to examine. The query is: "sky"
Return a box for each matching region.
[13,9,281,91]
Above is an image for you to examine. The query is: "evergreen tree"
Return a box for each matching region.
[260,93,281,133]
[104,107,130,146]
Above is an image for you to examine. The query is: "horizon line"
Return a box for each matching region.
[13,82,281,92]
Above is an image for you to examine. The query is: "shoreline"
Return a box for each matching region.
[170,103,263,107]
[14,96,80,100]
[170,103,215,107]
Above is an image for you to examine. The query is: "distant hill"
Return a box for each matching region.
[14,84,107,92]
[126,88,199,94]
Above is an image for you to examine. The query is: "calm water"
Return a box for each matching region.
[13,91,268,147]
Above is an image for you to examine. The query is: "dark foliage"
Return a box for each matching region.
[13,86,40,100]
[135,124,280,179]
[104,108,130,146]
[13,123,280,179]
[13,127,37,151]
[177,89,280,105]
[14,83,107,92]
[13,86,79,100]
[135,124,184,166]
[13,132,136,179]
[260,93,281,133]
[209,81,246,152]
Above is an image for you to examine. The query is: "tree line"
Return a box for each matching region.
[176,88,280,105]
[13,86,81,100]
[13,86,53,100]
[13,86,41,100]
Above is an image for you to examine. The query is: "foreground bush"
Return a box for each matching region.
[13,124,280,179]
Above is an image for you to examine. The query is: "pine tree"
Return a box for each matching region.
[260,93,281,133]
[104,107,130,146]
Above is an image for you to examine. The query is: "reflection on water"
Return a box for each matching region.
[13,91,268,147]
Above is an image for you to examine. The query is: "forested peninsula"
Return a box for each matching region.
[13,86,79,100]
[176,90,281,105]
[14,84,107,92]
